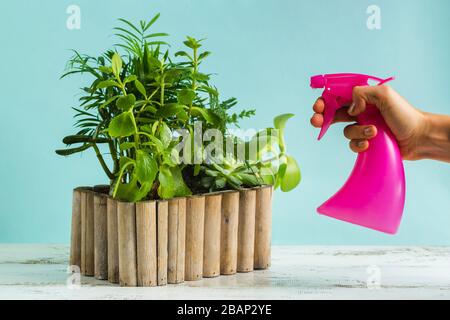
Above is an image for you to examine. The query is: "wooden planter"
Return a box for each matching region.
[69,185,273,287]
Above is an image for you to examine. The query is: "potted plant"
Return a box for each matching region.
[57,13,301,287]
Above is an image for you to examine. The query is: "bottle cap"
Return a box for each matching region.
[310,75,325,88]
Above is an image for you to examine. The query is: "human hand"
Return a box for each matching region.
[310,85,429,160]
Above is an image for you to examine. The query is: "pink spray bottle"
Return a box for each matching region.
[310,73,405,234]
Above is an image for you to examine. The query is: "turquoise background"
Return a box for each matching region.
[1,0,449,244]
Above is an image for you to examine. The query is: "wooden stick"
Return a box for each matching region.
[94,194,108,280]
[203,193,222,278]
[168,198,186,284]
[70,189,82,270]
[237,189,256,272]
[107,197,119,283]
[80,191,87,275]
[136,201,157,287]
[185,195,205,281]
[84,191,95,276]
[254,186,273,270]
[117,201,137,286]
[220,191,239,275]
[157,201,168,286]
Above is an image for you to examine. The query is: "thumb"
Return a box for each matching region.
[348,85,387,116]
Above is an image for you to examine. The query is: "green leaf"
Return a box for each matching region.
[193,164,201,176]
[158,166,192,199]
[158,122,172,148]
[177,89,196,105]
[114,177,140,202]
[123,75,137,84]
[55,144,91,156]
[274,113,294,132]
[273,113,294,151]
[96,80,120,89]
[119,142,135,151]
[100,96,119,109]
[135,80,147,98]
[144,13,161,31]
[198,51,211,60]
[135,150,158,185]
[107,112,135,138]
[111,52,122,77]
[116,94,136,111]
[156,103,185,117]
[280,155,301,192]
[98,66,112,74]
[191,107,219,125]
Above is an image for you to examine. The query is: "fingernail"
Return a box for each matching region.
[348,102,355,115]
[364,127,374,136]
[357,140,366,148]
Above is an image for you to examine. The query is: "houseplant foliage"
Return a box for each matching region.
[56,13,301,202]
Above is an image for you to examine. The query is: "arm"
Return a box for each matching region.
[419,112,450,162]
[311,85,450,163]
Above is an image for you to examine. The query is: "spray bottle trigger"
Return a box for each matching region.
[317,94,340,140]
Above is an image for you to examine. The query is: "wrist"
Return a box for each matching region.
[417,112,450,162]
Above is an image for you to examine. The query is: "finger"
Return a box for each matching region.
[333,108,357,123]
[343,124,377,140]
[313,98,325,113]
[349,139,369,153]
[349,85,390,116]
[310,113,323,127]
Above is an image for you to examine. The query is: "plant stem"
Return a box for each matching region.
[92,143,115,180]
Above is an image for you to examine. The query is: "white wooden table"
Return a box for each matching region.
[0,244,449,300]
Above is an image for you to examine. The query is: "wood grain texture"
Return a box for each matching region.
[70,189,82,269]
[80,191,87,274]
[254,186,273,270]
[117,202,137,287]
[185,196,205,281]
[220,191,239,275]
[203,193,222,278]
[94,194,108,280]
[168,198,186,284]
[157,201,168,286]
[136,201,157,287]
[237,189,256,272]
[83,191,95,276]
[107,197,119,283]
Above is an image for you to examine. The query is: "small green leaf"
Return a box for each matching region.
[116,94,136,111]
[111,52,122,77]
[107,112,135,138]
[100,96,119,108]
[158,122,172,148]
[158,165,192,199]
[119,142,135,151]
[198,51,211,60]
[96,80,120,89]
[135,80,147,98]
[135,150,158,185]
[280,155,301,192]
[123,75,137,84]
[98,66,112,74]
[273,113,294,152]
[177,89,196,105]
[191,107,219,125]
[193,164,201,176]
[156,103,185,117]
